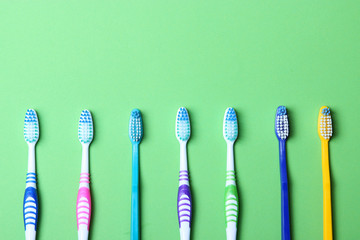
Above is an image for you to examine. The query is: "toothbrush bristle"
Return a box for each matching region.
[318,106,332,140]
[78,110,93,144]
[129,109,143,143]
[176,107,190,142]
[275,106,289,140]
[24,109,39,143]
[223,107,238,142]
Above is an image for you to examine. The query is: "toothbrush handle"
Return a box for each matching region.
[321,141,333,240]
[178,170,192,240]
[279,141,291,240]
[131,144,140,240]
[76,174,91,240]
[23,173,38,240]
[225,171,238,240]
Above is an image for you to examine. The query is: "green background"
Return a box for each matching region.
[0,1,359,239]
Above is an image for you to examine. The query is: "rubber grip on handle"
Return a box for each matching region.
[225,184,238,223]
[177,171,192,228]
[76,187,91,230]
[23,187,38,231]
[225,174,239,240]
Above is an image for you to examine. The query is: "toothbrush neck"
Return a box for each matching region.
[180,142,188,171]
[279,140,286,152]
[27,143,36,173]
[81,144,90,173]
[226,142,234,171]
[132,143,139,152]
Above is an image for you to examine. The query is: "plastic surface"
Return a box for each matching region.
[223,108,239,240]
[176,107,192,240]
[131,143,140,240]
[129,109,143,240]
[77,110,93,240]
[318,106,333,240]
[279,140,291,240]
[24,109,39,240]
[321,141,333,240]
[275,106,291,240]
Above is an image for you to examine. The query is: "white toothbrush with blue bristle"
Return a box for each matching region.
[223,107,239,240]
[176,107,192,240]
[76,110,94,240]
[23,109,40,240]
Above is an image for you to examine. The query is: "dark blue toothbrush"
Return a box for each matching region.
[275,106,291,240]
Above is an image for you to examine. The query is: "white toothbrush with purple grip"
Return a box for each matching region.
[23,109,39,240]
[176,107,192,240]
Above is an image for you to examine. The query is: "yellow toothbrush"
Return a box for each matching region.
[317,106,333,240]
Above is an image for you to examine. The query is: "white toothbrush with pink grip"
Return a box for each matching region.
[76,110,93,240]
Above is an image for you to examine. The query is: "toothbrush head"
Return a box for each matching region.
[129,109,143,144]
[318,106,332,141]
[78,110,93,144]
[176,107,190,142]
[24,109,39,144]
[275,106,289,141]
[223,107,238,143]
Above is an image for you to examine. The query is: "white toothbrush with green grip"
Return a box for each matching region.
[223,107,239,240]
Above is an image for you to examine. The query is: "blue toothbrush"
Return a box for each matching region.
[275,106,291,240]
[129,109,143,240]
[23,109,40,240]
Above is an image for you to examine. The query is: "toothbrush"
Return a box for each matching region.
[223,107,239,240]
[275,106,291,240]
[129,109,143,240]
[176,107,192,240]
[23,109,39,240]
[318,106,333,240]
[76,110,93,240]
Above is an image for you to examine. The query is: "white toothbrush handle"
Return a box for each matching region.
[24,144,37,240]
[178,142,191,240]
[225,143,238,240]
[77,145,91,240]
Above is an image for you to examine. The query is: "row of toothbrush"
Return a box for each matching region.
[23,106,333,240]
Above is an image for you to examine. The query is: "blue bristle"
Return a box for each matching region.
[276,106,287,116]
[322,107,331,116]
[223,108,238,142]
[24,109,39,143]
[176,107,190,142]
[78,110,93,144]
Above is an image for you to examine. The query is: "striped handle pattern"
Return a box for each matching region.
[23,173,38,231]
[225,170,238,225]
[76,173,91,230]
[177,170,192,228]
